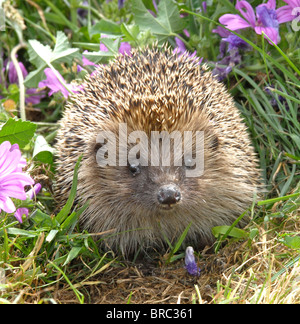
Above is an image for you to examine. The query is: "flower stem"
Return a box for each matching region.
[10,43,27,121]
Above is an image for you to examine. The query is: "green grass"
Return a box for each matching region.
[0,0,299,304]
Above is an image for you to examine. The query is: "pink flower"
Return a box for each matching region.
[38,68,82,99]
[82,51,98,67]
[79,41,132,73]
[14,207,29,223]
[99,35,131,55]
[276,0,300,23]
[0,141,34,214]
[27,183,42,200]
[219,0,281,44]
[118,42,132,56]
[14,183,42,223]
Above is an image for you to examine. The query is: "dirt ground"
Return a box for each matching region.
[51,246,236,304]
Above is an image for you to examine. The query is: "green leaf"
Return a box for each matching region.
[249,228,259,240]
[121,24,156,47]
[55,155,83,225]
[212,226,249,239]
[0,118,37,148]
[6,228,37,238]
[284,152,300,161]
[61,202,89,233]
[52,31,80,65]
[283,236,300,250]
[60,211,77,232]
[257,192,300,206]
[121,23,140,43]
[171,222,192,255]
[81,50,115,64]
[24,65,49,88]
[290,134,300,151]
[132,0,185,42]
[24,31,80,88]
[90,20,122,36]
[46,229,59,242]
[165,222,192,265]
[271,254,300,283]
[33,135,54,164]
[63,246,83,266]
[27,40,53,68]
[43,0,79,32]
[30,209,53,227]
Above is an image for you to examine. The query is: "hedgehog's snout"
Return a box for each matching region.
[157,184,181,207]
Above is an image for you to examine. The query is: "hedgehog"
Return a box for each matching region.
[55,47,261,257]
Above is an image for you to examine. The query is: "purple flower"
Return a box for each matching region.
[212,63,233,81]
[25,88,45,105]
[8,61,28,84]
[14,183,42,223]
[213,21,252,81]
[0,141,34,215]
[265,85,287,107]
[118,0,125,9]
[0,60,45,105]
[173,37,202,64]
[185,246,201,276]
[153,0,158,12]
[219,0,281,44]
[38,68,82,99]
[222,34,251,52]
[276,0,300,23]
[174,37,188,55]
[77,0,89,18]
[212,26,231,38]
[212,34,246,81]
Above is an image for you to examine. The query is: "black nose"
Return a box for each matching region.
[157,185,181,205]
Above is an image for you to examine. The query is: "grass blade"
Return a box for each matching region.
[55,155,83,225]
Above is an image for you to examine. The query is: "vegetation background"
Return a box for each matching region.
[0,0,299,304]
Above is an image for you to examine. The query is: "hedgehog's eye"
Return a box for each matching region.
[128,163,141,176]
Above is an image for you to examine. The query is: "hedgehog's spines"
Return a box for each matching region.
[55,46,262,256]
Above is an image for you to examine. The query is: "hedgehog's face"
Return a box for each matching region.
[88,117,221,218]
[91,156,202,215]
